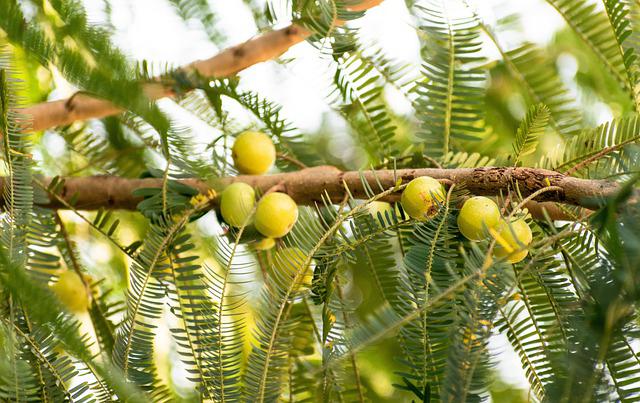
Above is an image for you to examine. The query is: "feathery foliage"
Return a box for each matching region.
[510,103,550,165]
[415,0,486,158]
[331,51,399,164]
[1,0,640,401]
[166,0,226,45]
[546,0,640,109]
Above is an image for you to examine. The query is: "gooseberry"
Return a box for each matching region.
[368,201,393,220]
[457,196,501,241]
[254,237,276,251]
[272,247,313,290]
[254,192,299,238]
[492,218,533,263]
[51,271,89,313]
[220,182,256,227]
[232,131,276,175]
[400,176,445,220]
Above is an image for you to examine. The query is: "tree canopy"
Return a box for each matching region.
[1,0,640,402]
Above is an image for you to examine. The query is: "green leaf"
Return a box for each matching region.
[510,103,550,165]
[415,1,486,157]
[546,0,640,109]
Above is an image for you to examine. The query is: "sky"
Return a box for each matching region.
[68,0,576,394]
[75,0,568,133]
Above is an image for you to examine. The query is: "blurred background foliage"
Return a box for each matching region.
[2,0,640,402]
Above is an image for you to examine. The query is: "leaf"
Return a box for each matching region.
[415,0,486,158]
[503,43,582,136]
[511,103,550,165]
[545,0,640,109]
[331,51,399,164]
[550,115,640,178]
[166,0,226,45]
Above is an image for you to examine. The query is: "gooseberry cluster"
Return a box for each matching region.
[219,131,299,240]
[458,196,532,263]
[400,176,533,263]
[218,131,310,289]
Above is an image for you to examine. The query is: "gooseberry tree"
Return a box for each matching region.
[1,0,640,401]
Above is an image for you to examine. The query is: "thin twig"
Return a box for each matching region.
[17,3,385,133]
[507,186,564,220]
[422,154,443,169]
[563,138,640,176]
[276,152,308,169]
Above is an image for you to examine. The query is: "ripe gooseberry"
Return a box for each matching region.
[254,192,298,238]
[457,196,501,241]
[492,218,533,263]
[271,247,313,291]
[220,182,256,227]
[400,176,445,220]
[232,131,276,175]
[51,271,90,313]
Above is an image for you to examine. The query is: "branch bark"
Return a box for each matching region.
[17,1,383,133]
[13,166,620,221]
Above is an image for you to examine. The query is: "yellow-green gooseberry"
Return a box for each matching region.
[254,192,299,238]
[492,218,533,263]
[253,237,276,251]
[232,131,276,175]
[51,271,90,313]
[400,176,445,220]
[457,196,501,241]
[272,247,313,290]
[220,182,256,227]
[368,201,393,220]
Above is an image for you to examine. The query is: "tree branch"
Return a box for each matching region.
[17,1,383,133]
[9,166,622,221]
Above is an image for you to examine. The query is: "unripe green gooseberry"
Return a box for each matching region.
[254,192,299,238]
[400,176,445,220]
[492,218,533,263]
[220,182,256,227]
[232,131,276,175]
[457,196,501,241]
[51,271,90,313]
[272,247,313,290]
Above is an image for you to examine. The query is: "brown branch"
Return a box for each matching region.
[5,166,624,221]
[16,1,384,133]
